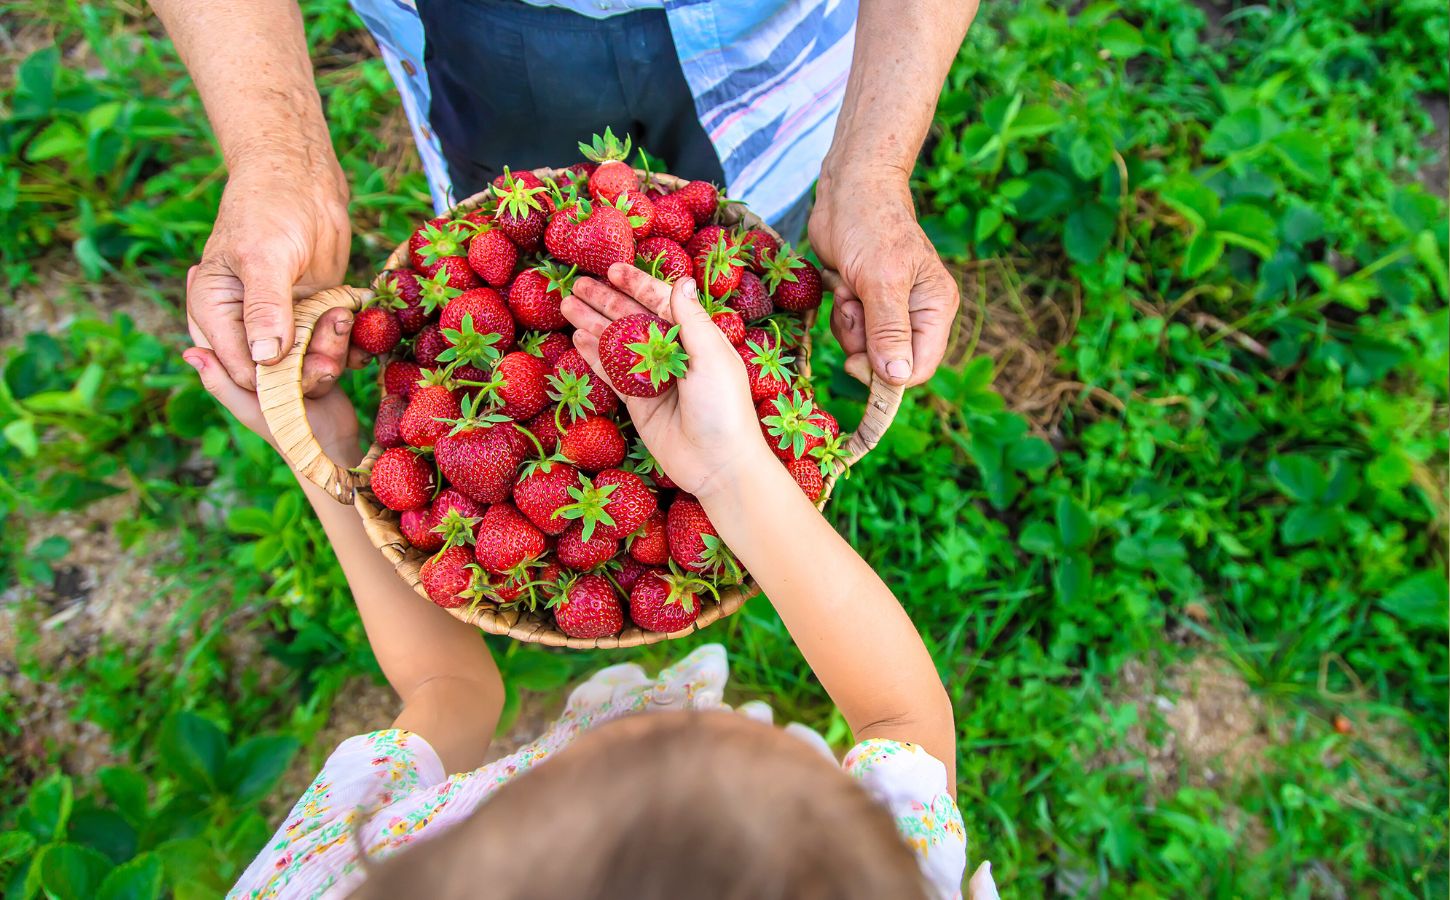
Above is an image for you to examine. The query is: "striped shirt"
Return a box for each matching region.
[348,0,858,223]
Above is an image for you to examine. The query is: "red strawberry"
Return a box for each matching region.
[400,375,462,449]
[435,397,526,504]
[492,169,544,191]
[735,337,796,404]
[466,225,519,287]
[400,506,445,553]
[481,351,550,421]
[559,416,627,472]
[727,270,774,322]
[521,330,574,368]
[636,236,691,282]
[649,195,695,243]
[743,326,779,350]
[420,546,480,609]
[549,349,619,423]
[523,410,562,455]
[407,215,450,271]
[673,180,719,225]
[666,495,740,579]
[492,559,563,608]
[556,522,619,571]
[763,244,824,313]
[413,323,449,369]
[513,458,582,535]
[440,287,511,338]
[373,270,428,335]
[352,307,401,355]
[627,438,677,490]
[597,313,688,398]
[473,502,546,574]
[627,509,669,565]
[785,458,825,502]
[706,298,745,345]
[613,556,653,592]
[739,228,781,273]
[685,225,732,261]
[439,289,514,373]
[579,128,638,202]
[629,568,708,633]
[370,447,436,511]
[757,390,830,462]
[691,235,746,299]
[375,394,406,449]
[427,488,486,553]
[614,191,655,239]
[508,262,575,331]
[551,573,623,639]
[383,360,423,398]
[557,468,656,542]
[549,199,636,277]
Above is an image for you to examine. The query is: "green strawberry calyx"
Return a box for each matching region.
[625,438,669,485]
[432,508,481,551]
[546,369,600,431]
[626,321,689,390]
[761,242,807,292]
[493,167,547,220]
[578,126,633,164]
[417,221,471,268]
[761,390,828,459]
[555,474,619,542]
[694,533,744,585]
[417,267,464,315]
[744,338,796,382]
[440,393,512,437]
[438,314,504,371]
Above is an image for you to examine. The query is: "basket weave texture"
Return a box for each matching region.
[257,168,903,648]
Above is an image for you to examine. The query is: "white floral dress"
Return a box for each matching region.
[230,645,995,900]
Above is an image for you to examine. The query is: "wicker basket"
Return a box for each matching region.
[256,168,903,648]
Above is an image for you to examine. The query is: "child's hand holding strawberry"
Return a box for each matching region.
[563,264,770,500]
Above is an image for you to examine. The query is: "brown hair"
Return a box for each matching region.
[349,710,930,900]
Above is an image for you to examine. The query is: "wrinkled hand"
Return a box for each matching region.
[561,264,769,498]
[808,166,959,387]
[182,305,363,467]
[187,159,356,391]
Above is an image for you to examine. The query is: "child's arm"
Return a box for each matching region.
[565,267,955,786]
[182,312,502,774]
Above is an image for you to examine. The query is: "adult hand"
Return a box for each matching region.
[561,265,768,499]
[188,155,354,391]
[808,164,959,387]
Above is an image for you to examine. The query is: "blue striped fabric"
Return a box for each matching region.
[349,0,857,222]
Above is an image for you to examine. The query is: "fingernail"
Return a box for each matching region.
[250,338,280,362]
[680,278,697,298]
[335,316,354,335]
[838,307,855,329]
[183,353,204,372]
[320,373,337,383]
[886,359,912,380]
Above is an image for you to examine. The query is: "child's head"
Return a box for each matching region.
[352,711,931,899]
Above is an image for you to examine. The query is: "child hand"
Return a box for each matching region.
[182,305,363,466]
[562,265,771,498]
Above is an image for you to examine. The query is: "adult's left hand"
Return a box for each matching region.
[808,164,959,387]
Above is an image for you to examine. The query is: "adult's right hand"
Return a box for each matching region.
[187,157,354,393]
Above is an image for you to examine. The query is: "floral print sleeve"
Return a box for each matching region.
[228,729,444,900]
[843,739,968,900]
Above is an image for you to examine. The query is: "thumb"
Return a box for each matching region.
[668,278,727,357]
[860,272,916,385]
[235,255,297,366]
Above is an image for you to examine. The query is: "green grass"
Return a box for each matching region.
[1,0,1447,897]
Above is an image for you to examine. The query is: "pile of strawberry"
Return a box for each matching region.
[353,130,844,641]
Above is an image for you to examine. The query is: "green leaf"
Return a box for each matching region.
[1268,454,1325,503]
[224,735,300,803]
[1056,497,1094,551]
[18,774,73,842]
[1005,104,1063,139]
[1203,108,1265,157]
[36,843,113,900]
[1270,129,1330,183]
[1280,505,1332,546]
[1064,202,1116,263]
[14,47,59,118]
[920,216,969,259]
[1099,20,1145,58]
[1378,572,1449,629]
[1007,436,1056,471]
[67,808,136,865]
[1019,521,1060,556]
[1016,171,1075,222]
[1213,203,1278,258]
[164,387,218,439]
[1068,134,1112,180]
[1055,553,1094,607]
[0,831,37,868]
[3,419,39,458]
[226,507,275,537]
[98,768,150,826]
[1157,176,1221,232]
[25,120,85,162]
[158,712,228,793]
[97,854,163,900]
[974,207,1004,243]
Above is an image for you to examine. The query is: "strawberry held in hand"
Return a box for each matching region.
[598,313,688,398]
